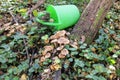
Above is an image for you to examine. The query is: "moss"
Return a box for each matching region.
[77,26,81,30]
[93,7,104,28]
[70,34,80,41]
[86,36,93,44]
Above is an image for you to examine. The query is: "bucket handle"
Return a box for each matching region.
[36,12,61,26]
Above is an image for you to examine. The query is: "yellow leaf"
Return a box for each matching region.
[18,9,27,13]
[20,74,27,80]
[33,10,38,17]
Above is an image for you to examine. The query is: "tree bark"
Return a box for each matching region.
[71,0,115,44]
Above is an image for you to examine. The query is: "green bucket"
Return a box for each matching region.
[36,5,80,30]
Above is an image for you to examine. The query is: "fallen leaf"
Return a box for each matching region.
[91,47,96,52]
[50,64,61,71]
[20,74,27,80]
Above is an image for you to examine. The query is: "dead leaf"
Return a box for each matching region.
[53,64,61,71]
[91,47,96,52]
[20,74,28,80]
[0,70,3,75]
[50,64,61,71]
[9,29,15,34]
[44,39,49,44]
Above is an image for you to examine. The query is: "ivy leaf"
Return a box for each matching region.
[13,76,19,80]
[74,59,85,68]
[29,67,34,73]
[33,63,40,69]
[71,51,78,56]
[92,64,108,73]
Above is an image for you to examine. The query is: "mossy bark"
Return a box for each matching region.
[71,0,115,44]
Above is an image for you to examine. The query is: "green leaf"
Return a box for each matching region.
[29,67,34,73]
[68,48,77,51]
[41,35,49,40]
[107,57,116,65]
[64,64,69,69]
[5,76,10,80]
[116,69,120,77]
[80,43,87,49]
[0,55,7,63]
[13,76,19,80]
[71,51,78,56]
[68,58,73,62]
[8,68,13,74]
[17,8,27,13]
[13,33,28,40]
[92,64,108,73]
[74,59,85,68]
[33,63,40,69]
[33,10,38,17]
[54,58,61,64]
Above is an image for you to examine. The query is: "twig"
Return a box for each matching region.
[27,0,45,14]
[9,11,18,25]
[23,39,29,60]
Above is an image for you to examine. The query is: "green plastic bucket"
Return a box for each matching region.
[36,5,80,30]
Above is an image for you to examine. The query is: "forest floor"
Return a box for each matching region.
[0,0,120,80]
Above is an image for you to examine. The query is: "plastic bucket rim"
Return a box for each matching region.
[47,5,61,25]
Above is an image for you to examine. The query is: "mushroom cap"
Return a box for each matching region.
[57,37,70,45]
[45,53,51,58]
[44,45,54,52]
[60,48,69,56]
[50,30,66,40]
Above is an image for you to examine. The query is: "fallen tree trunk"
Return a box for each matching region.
[71,0,116,44]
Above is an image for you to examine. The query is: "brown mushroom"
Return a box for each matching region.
[44,45,54,52]
[58,53,66,59]
[60,48,69,56]
[50,30,66,39]
[57,37,70,45]
[56,45,64,51]
[45,53,51,58]
[40,56,46,62]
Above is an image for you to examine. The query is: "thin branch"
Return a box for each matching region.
[9,11,18,25]
[27,0,45,14]
[23,39,29,60]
